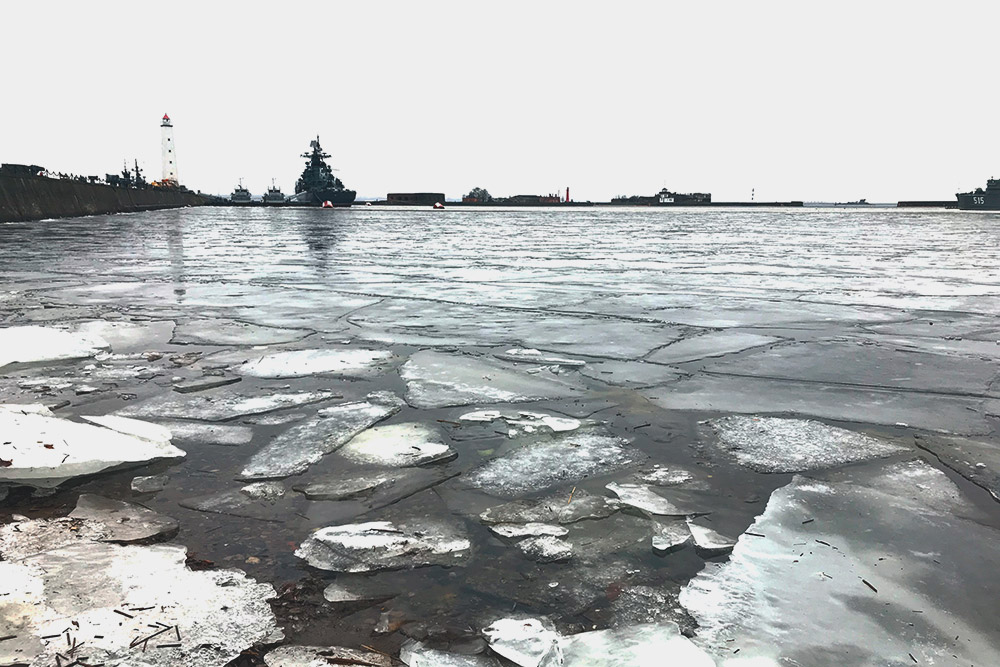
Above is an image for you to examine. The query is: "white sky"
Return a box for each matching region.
[2,1,997,202]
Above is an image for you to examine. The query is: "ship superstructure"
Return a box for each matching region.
[957,178,1000,210]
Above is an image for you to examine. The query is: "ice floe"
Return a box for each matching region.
[81,414,173,443]
[401,350,583,409]
[264,645,392,667]
[647,331,781,364]
[685,518,736,556]
[68,493,178,543]
[652,521,692,555]
[401,639,503,666]
[152,419,254,446]
[75,319,175,354]
[0,536,278,667]
[481,618,562,667]
[489,523,569,538]
[637,466,694,486]
[707,415,909,473]
[117,388,339,422]
[480,489,622,525]
[235,348,396,378]
[171,317,311,345]
[680,458,1000,665]
[295,519,471,573]
[606,482,696,516]
[494,348,587,367]
[295,467,447,502]
[464,428,643,497]
[517,535,573,563]
[0,409,185,488]
[459,409,582,436]
[337,422,456,467]
[131,474,169,493]
[172,374,241,393]
[240,392,404,479]
[0,325,109,370]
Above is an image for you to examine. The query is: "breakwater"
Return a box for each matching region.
[0,174,209,223]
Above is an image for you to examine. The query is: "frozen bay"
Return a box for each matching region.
[2,205,1000,665]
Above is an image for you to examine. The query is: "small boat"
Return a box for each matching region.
[432,202,445,209]
[230,179,252,204]
[262,179,285,205]
[321,200,334,208]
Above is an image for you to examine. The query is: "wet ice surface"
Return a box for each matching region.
[680,459,1000,665]
[3,206,1000,663]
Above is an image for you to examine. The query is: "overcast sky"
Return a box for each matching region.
[3,1,997,202]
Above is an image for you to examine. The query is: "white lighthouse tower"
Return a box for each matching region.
[160,113,179,185]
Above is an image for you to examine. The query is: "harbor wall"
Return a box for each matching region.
[0,175,209,223]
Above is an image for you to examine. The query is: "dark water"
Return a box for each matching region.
[3,205,1000,657]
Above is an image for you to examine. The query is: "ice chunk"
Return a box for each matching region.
[480,489,622,525]
[0,410,185,488]
[652,521,693,555]
[337,422,455,467]
[75,319,175,354]
[490,523,569,538]
[518,536,573,563]
[482,618,562,667]
[401,350,583,409]
[295,520,471,573]
[707,415,908,473]
[559,622,716,666]
[643,374,999,434]
[647,331,780,364]
[295,468,445,501]
[459,409,581,435]
[173,374,241,393]
[117,388,339,422]
[0,540,278,667]
[579,359,683,388]
[0,403,54,417]
[0,325,109,370]
[240,392,404,479]
[637,467,694,486]
[241,481,285,501]
[171,318,311,345]
[132,474,169,493]
[680,459,1000,665]
[323,575,397,604]
[401,639,503,666]
[685,518,736,556]
[235,348,396,378]
[152,419,254,446]
[264,645,392,667]
[68,493,178,543]
[464,428,643,497]
[81,414,173,443]
[606,482,695,516]
[494,348,587,367]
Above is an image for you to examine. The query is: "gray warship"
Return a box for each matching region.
[289,137,356,207]
[957,178,1000,210]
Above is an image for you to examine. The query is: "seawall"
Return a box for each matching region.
[0,175,209,223]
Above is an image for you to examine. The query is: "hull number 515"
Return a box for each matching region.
[974,196,986,205]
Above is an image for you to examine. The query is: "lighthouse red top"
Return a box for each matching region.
[161,113,172,127]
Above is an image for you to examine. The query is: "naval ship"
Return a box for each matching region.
[289,137,356,207]
[957,178,1000,210]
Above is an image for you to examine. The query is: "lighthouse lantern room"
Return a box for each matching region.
[160,113,179,185]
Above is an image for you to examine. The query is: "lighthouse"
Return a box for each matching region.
[160,113,179,185]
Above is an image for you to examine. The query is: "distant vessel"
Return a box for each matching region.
[610,188,711,206]
[291,137,356,207]
[957,178,1000,210]
[262,180,285,205]
[230,180,252,204]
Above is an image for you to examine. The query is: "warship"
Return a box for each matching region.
[290,136,356,207]
[957,178,1000,210]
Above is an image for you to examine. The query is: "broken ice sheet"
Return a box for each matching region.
[179,485,288,522]
[0,409,185,488]
[493,348,587,367]
[74,319,176,354]
[707,415,909,473]
[400,350,584,409]
[295,519,471,573]
[481,617,561,667]
[559,622,716,666]
[517,535,573,563]
[685,517,736,556]
[68,493,178,543]
[401,639,503,666]
[579,359,683,388]
[652,521,692,555]
[680,459,1000,665]
[240,392,404,479]
[264,645,392,667]
[459,409,582,436]
[116,388,339,422]
[171,317,311,345]
[235,348,396,378]
[0,540,278,667]
[151,419,254,446]
[294,467,448,504]
[646,331,781,364]
[489,523,569,538]
[337,422,456,467]
[132,474,169,493]
[463,427,644,497]
[0,325,109,370]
